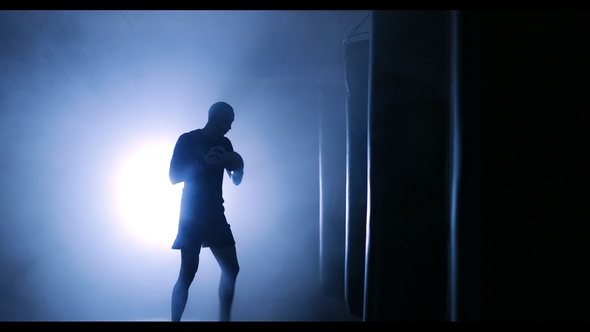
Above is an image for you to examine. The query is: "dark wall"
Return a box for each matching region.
[364,10,589,321]
[471,10,590,321]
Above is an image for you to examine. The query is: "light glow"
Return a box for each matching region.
[117,142,182,247]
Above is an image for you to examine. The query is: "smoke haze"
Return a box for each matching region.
[0,10,369,321]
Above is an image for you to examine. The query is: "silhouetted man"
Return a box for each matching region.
[169,101,244,322]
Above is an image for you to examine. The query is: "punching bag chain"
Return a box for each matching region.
[345,11,371,45]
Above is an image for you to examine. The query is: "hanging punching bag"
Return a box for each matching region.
[364,10,450,321]
[450,10,482,322]
[318,80,346,299]
[344,39,370,318]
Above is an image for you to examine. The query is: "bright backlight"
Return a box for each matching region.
[117,142,182,247]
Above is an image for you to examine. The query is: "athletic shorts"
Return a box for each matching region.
[171,218,236,255]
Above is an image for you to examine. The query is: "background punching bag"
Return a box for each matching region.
[364,10,450,321]
[450,10,482,321]
[318,80,346,299]
[344,39,370,318]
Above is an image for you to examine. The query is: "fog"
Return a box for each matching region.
[0,10,370,321]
